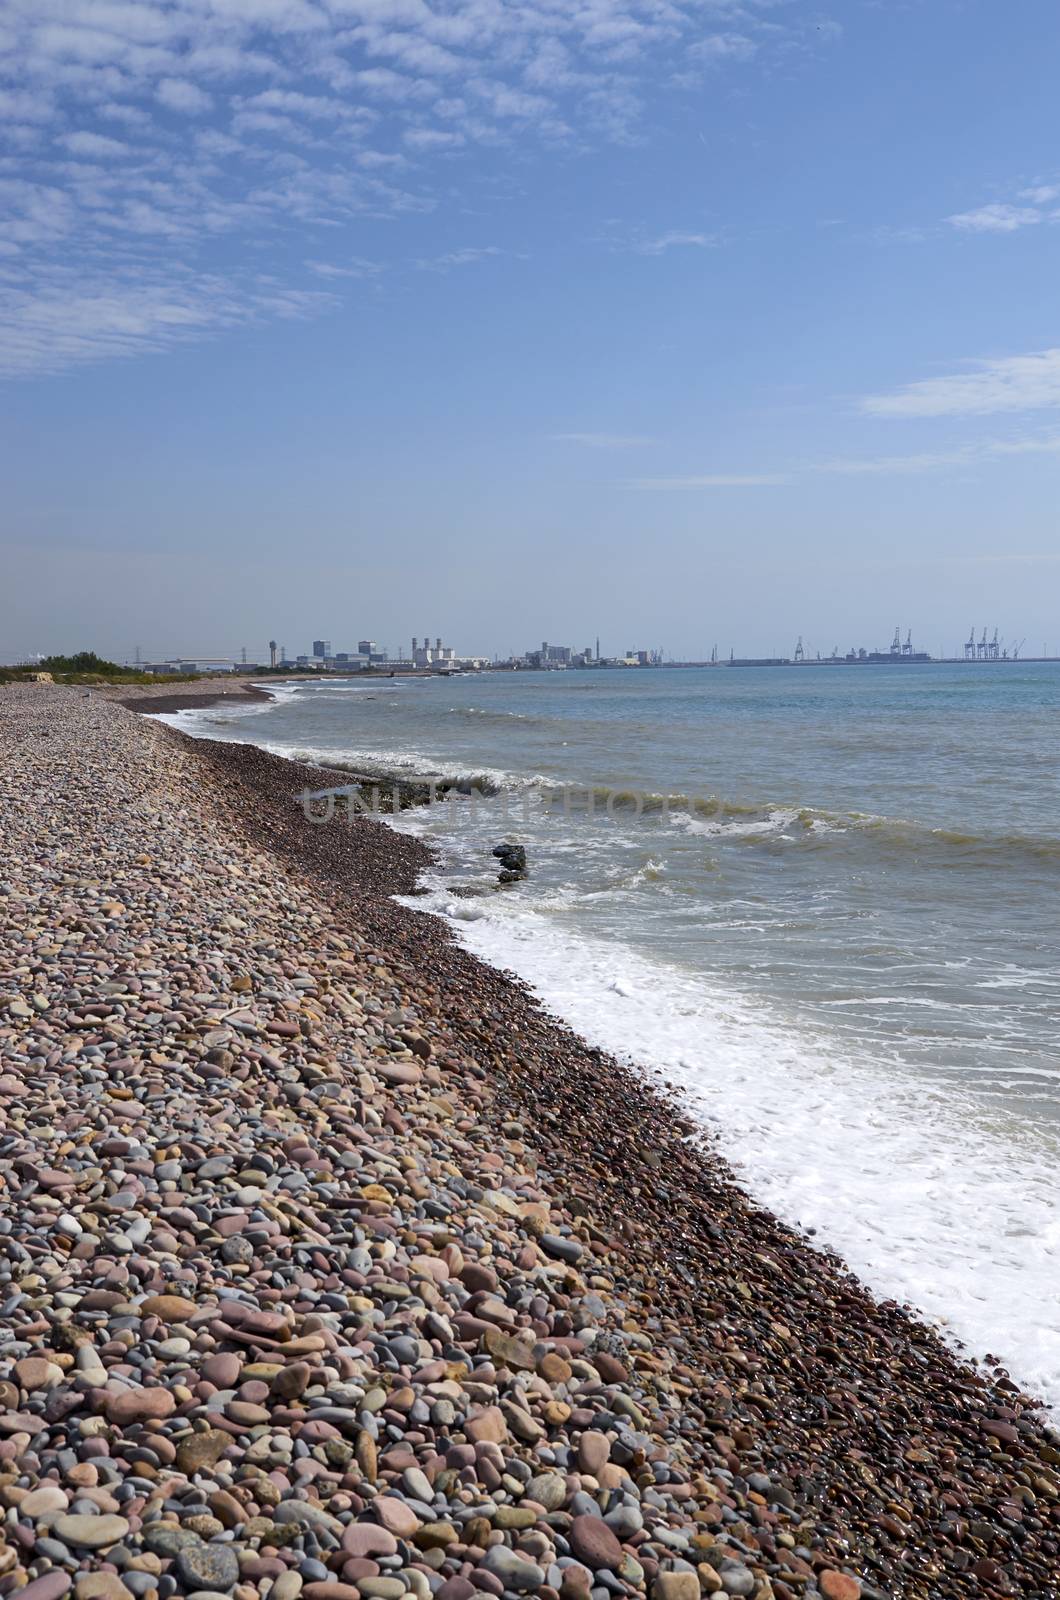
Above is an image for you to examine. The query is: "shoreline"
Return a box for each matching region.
[2,685,1058,1600]
[110,677,282,717]
[178,730,1060,1591]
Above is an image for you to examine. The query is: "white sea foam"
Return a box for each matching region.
[150,713,540,791]
[255,681,304,704]
[672,807,800,839]
[299,680,392,693]
[247,740,539,790]
[148,682,300,736]
[154,686,1060,1415]
[400,874,1060,1416]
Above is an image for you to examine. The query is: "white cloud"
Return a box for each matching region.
[553,432,654,449]
[356,148,406,168]
[99,101,153,126]
[635,230,714,255]
[816,433,1060,475]
[414,244,502,270]
[305,254,380,277]
[946,179,1060,235]
[236,89,355,119]
[691,33,758,63]
[947,203,1041,234]
[863,348,1060,419]
[0,89,52,122]
[355,67,432,101]
[60,130,129,158]
[404,127,464,149]
[624,473,789,488]
[624,430,1060,490]
[0,0,802,377]
[157,77,213,114]
[0,264,334,379]
[1,178,76,246]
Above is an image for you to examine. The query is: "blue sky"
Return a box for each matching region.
[3,0,1060,663]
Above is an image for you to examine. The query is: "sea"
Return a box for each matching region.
[159,664,1060,1412]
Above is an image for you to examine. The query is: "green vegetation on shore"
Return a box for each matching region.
[0,650,198,686]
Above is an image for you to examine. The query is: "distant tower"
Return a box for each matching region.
[595,636,600,662]
[411,637,418,661]
[269,640,278,668]
[241,644,247,665]
[435,636,442,653]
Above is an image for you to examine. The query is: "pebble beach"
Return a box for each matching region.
[1,684,1058,1600]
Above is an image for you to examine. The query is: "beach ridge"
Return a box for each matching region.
[0,684,1056,1600]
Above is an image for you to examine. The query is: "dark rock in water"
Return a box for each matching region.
[493,841,527,884]
[493,842,527,870]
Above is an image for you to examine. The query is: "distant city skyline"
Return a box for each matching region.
[4,3,1060,655]
[9,622,1050,673]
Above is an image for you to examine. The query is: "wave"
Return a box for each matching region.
[446,706,544,725]
[673,807,801,840]
[156,698,1060,870]
[298,680,392,693]
[253,740,539,794]
[399,875,1060,1415]
[253,681,303,704]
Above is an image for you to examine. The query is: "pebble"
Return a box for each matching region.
[75,1580,134,1600]
[175,1543,242,1593]
[22,1485,70,1517]
[568,1517,624,1572]
[482,1548,545,1591]
[22,1576,74,1600]
[0,683,1054,1600]
[53,1513,132,1548]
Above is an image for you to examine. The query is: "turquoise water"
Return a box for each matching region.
[165,664,1060,1408]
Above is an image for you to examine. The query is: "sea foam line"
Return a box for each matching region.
[401,876,1060,1417]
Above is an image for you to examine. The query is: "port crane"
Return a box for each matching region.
[964,625,976,660]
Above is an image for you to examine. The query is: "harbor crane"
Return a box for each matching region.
[964,625,976,660]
